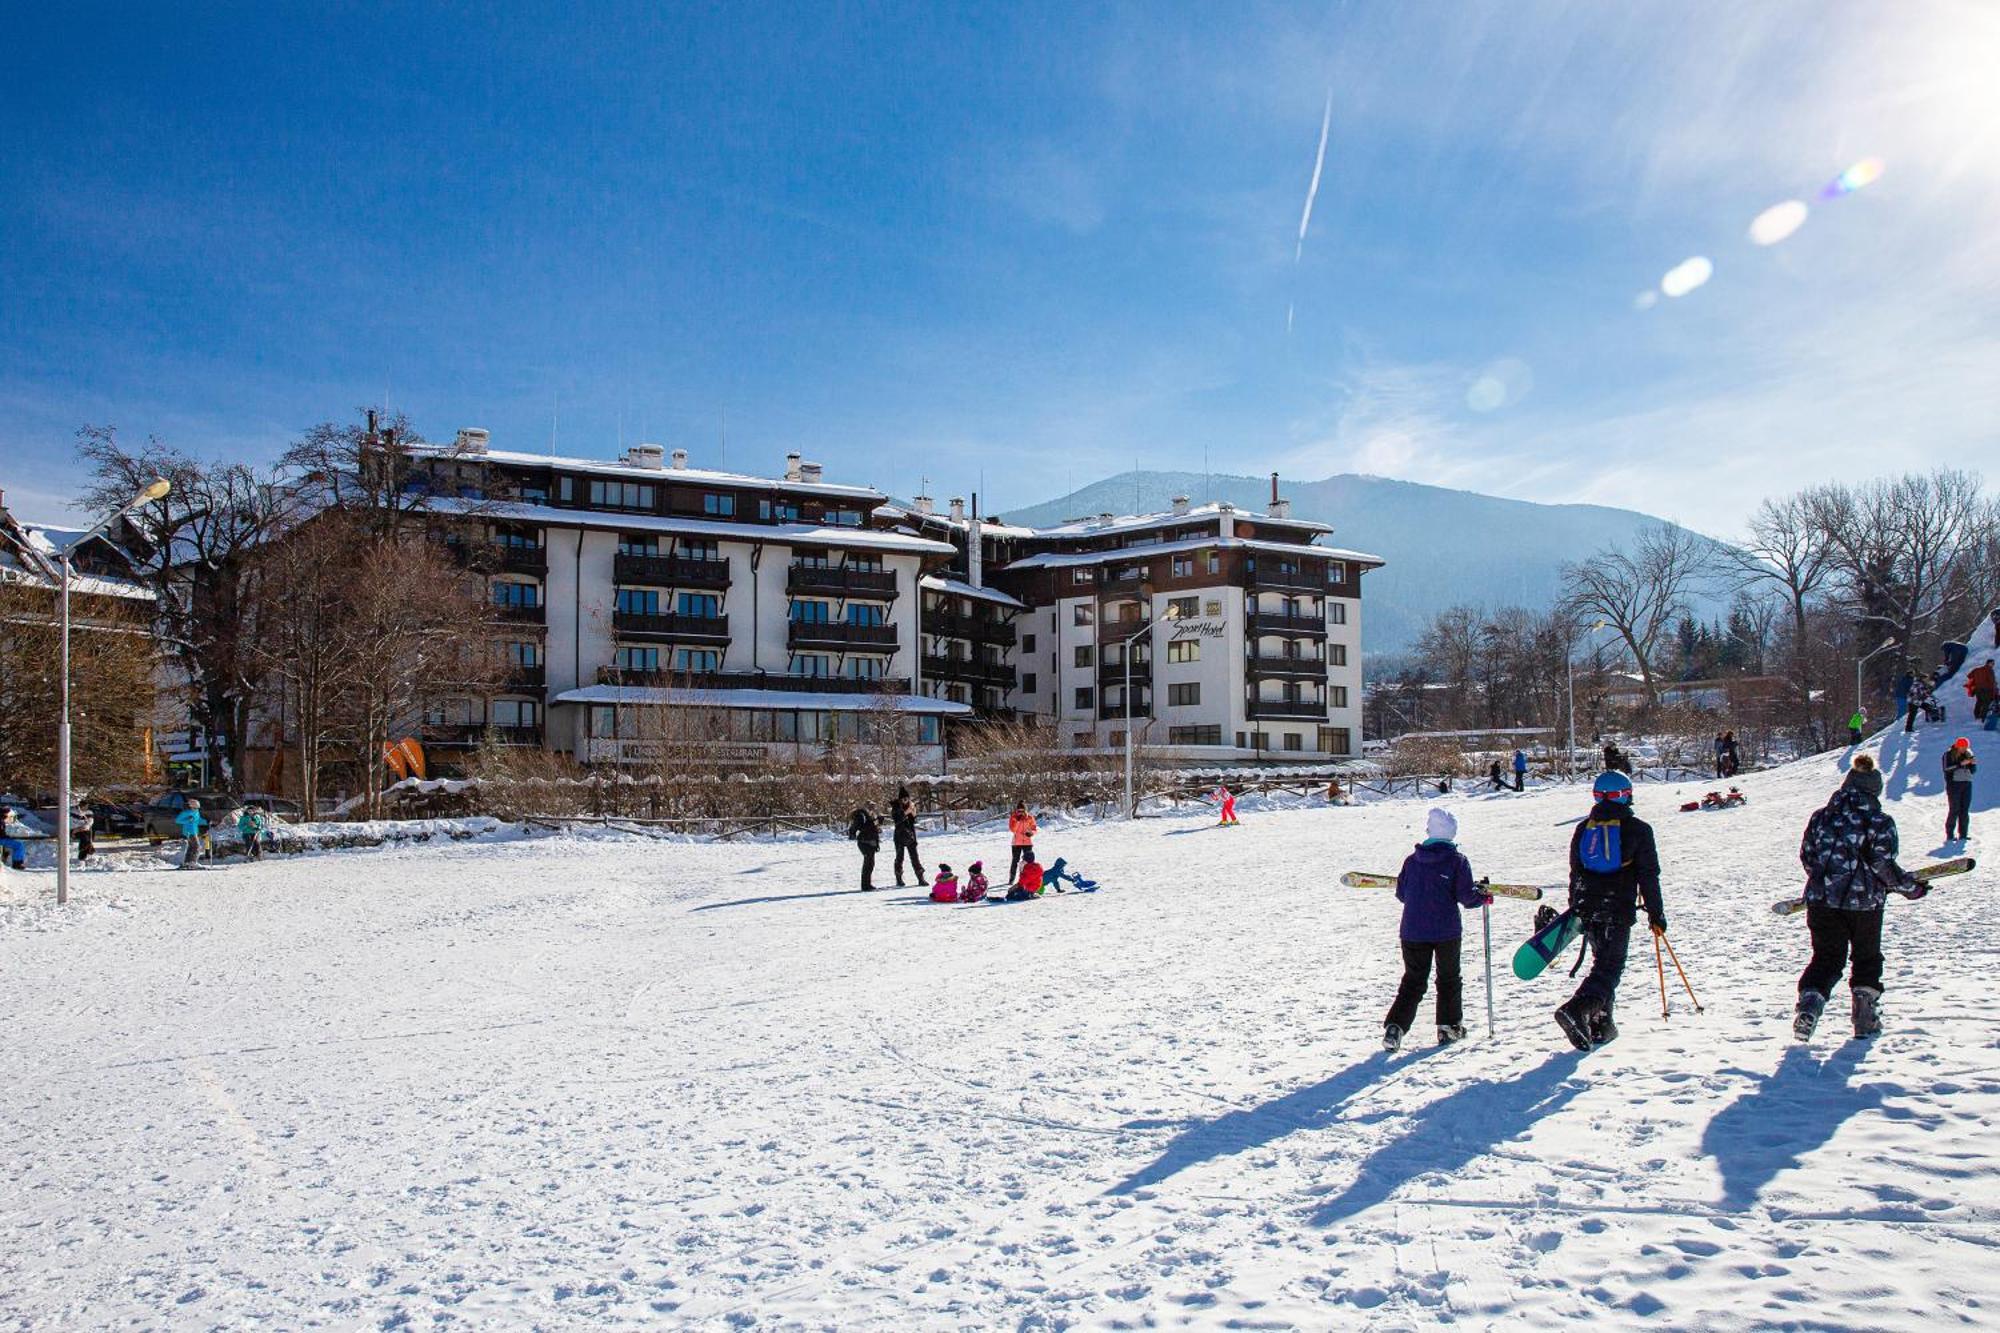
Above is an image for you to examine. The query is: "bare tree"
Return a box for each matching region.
[1718,491,1834,735]
[77,426,293,791]
[1817,471,1988,657]
[252,511,371,815]
[0,582,156,794]
[1561,524,1706,710]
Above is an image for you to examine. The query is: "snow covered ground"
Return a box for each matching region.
[3,664,1995,1327]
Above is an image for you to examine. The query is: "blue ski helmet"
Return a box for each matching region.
[1593,770,1634,805]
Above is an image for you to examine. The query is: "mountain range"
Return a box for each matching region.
[998,471,1732,657]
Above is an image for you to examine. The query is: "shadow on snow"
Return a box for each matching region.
[1305,1050,1589,1228]
[1700,1042,1886,1210]
[1107,1049,1444,1197]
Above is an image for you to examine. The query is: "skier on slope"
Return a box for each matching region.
[1794,754,1917,1041]
[1382,807,1493,1052]
[1214,782,1239,826]
[889,786,928,887]
[1554,771,1668,1051]
[845,805,882,891]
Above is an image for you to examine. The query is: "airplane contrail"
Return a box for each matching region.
[1295,88,1332,261]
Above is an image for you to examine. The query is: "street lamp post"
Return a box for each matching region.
[1122,604,1181,818]
[55,478,170,906]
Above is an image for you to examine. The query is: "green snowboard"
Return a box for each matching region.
[1512,908,1584,981]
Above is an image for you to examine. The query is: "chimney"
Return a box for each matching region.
[669,447,689,470]
[968,493,983,589]
[1270,497,1291,519]
[913,493,934,515]
[626,442,665,469]
[1171,494,1190,517]
[949,496,965,522]
[1098,511,1115,527]
[455,427,490,455]
[785,452,803,482]
[800,461,824,484]
[1270,471,1280,506]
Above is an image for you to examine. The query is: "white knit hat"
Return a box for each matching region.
[1426,807,1458,842]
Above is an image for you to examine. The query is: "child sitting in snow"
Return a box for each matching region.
[929,864,960,903]
[1006,854,1044,900]
[1042,857,1097,893]
[960,861,990,903]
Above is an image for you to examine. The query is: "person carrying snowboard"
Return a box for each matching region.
[1943,737,1976,842]
[1795,754,1916,1040]
[889,786,928,887]
[1554,771,1667,1050]
[1383,808,1493,1052]
[1006,802,1037,885]
[845,805,882,891]
[1512,749,1528,792]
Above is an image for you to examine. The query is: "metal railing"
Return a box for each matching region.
[787,565,897,598]
[615,552,730,588]
[612,610,731,641]
[787,620,897,649]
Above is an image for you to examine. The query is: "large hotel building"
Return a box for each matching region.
[397,430,1382,773]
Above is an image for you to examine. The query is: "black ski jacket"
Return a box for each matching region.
[1567,801,1665,928]
[1801,786,1906,912]
[890,799,919,841]
[846,809,880,853]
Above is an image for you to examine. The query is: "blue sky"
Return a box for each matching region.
[4,1,1996,534]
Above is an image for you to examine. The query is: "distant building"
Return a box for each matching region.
[395,433,970,773]
[879,478,1384,760]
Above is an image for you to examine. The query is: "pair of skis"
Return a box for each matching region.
[1769,856,1975,917]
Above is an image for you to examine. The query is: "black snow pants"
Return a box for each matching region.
[1947,783,1973,841]
[1008,844,1034,883]
[857,845,878,890]
[1565,920,1632,1021]
[1798,903,1884,995]
[1386,939,1464,1033]
[893,831,925,884]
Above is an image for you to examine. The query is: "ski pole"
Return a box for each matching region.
[1653,927,1670,1019]
[1482,899,1495,1039]
[1660,933,1704,1013]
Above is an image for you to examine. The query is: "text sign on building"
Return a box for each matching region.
[1170,620,1226,641]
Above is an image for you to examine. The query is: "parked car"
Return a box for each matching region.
[142,792,238,843]
[238,794,303,820]
[88,800,149,837]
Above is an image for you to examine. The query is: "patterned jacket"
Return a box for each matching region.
[1800,786,1904,911]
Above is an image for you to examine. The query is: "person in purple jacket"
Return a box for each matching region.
[1383,808,1493,1052]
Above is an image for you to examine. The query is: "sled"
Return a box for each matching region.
[1771,857,1976,917]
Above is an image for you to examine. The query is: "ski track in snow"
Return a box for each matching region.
[2,683,1997,1326]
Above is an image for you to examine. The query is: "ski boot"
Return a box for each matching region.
[1852,986,1883,1039]
[1589,1010,1618,1047]
[1437,1023,1467,1046]
[1554,1000,1596,1052]
[1793,990,1826,1041]
[1383,1023,1403,1053]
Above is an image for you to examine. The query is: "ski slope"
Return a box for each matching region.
[2,662,1994,1327]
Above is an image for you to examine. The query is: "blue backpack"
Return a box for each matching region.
[1577,817,1625,875]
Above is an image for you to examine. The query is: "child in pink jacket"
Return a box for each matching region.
[960,861,990,903]
[930,864,961,903]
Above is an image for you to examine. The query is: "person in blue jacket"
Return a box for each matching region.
[1512,748,1528,792]
[0,804,26,871]
[1383,808,1493,1051]
[175,804,208,869]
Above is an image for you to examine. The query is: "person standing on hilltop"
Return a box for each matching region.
[1943,738,1977,843]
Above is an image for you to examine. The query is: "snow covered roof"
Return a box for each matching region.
[553,685,973,714]
[1001,535,1384,572]
[430,499,956,557]
[1029,501,1332,540]
[403,442,883,501]
[919,575,1026,609]
[874,503,1040,540]
[0,516,153,602]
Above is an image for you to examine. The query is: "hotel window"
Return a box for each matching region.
[848,553,884,572]
[589,479,657,509]
[917,716,940,745]
[790,600,832,623]
[504,641,541,667]
[846,657,886,680]
[1331,643,1348,667]
[1167,596,1199,620]
[1167,640,1200,664]
[702,492,736,517]
[1073,732,1094,748]
[1022,672,1037,693]
[558,477,574,503]
[677,593,721,619]
[1206,550,1221,574]
[847,603,886,627]
[759,498,802,522]
[794,548,831,568]
[680,538,720,561]
[493,699,540,729]
[1075,687,1095,710]
[791,654,832,678]
[1328,561,1348,584]
[1169,725,1222,745]
[618,533,660,556]
[1330,602,1348,625]
[1074,645,1094,667]
[824,509,863,526]
[1283,733,1303,752]
[615,588,659,615]
[1022,633,1037,653]
[1330,727,1353,755]
[1072,568,1092,584]
[672,648,720,672]
[1332,686,1349,708]
[590,705,617,737]
[1074,604,1094,626]
[1169,682,1200,706]
[493,582,540,608]
[773,711,800,742]
[614,646,660,671]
